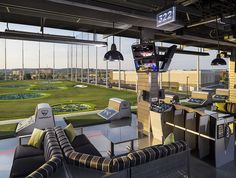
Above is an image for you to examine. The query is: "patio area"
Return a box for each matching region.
[0,114,236,178]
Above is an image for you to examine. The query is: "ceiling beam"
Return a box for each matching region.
[0,30,107,46]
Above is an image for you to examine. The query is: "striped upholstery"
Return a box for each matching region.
[112,155,130,172]
[68,151,114,172]
[128,140,188,167]
[54,126,130,173]
[26,129,63,178]
[26,157,62,178]
[44,128,63,161]
[128,147,158,166]
[54,126,74,157]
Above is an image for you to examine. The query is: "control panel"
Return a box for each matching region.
[150,102,173,113]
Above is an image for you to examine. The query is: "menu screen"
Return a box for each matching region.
[134,59,158,72]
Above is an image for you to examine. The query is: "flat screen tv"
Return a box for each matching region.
[132,43,157,60]
[134,58,159,72]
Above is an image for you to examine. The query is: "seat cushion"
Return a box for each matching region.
[71,134,91,148]
[74,143,102,156]
[14,145,43,160]
[10,155,45,178]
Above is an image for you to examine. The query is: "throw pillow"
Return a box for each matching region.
[64,123,77,143]
[28,128,45,148]
[164,133,175,145]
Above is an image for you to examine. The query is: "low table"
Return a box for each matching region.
[105,126,138,156]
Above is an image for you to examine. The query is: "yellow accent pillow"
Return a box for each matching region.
[64,123,77,143]
[28,128,45,148]
[164,133,175,145]
[215,102,226,112]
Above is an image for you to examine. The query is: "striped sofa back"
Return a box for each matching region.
[26,128,63,178]
[127,140,188,167]
[44,128,63,161]
[54,126,130,173]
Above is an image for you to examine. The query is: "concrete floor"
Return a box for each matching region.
[1,115,236,178]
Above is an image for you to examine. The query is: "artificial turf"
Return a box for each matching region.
[0,123,17,139]
[0,80,137,121]
[180,102,202,108]
[65,114,110,127]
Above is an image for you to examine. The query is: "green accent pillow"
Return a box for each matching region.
[28,128,45,148]
[215,102,226,112]
[164,133,175,145]
[64,123,77,143]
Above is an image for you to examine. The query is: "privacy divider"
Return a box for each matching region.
[173,109,185,141]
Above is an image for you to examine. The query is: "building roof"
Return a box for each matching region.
[0,0,235,51]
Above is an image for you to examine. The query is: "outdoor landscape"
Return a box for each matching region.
[0,80,137,139]
[0,80,137,121]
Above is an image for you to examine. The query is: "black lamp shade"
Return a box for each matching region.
[211,54,226,65]
[104,43,124,61]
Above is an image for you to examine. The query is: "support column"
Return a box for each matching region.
[118,37,121,90]
[38,42,40,80]
[106,61,108,88]
[197,48,200,91]
[75,45,78,82]
[71,45,73,81]
[22,41,24,80]
[229,48,236,102]
[67,44,69,80]
[95,46,98,85]
[81,33,84,83]
[87,48,90,83]
[87,33,90,84]
[53,43,55,80]
[4,39,7,80]
[137,72,159,134]
[106,38,108,88]
[159,42,163,89]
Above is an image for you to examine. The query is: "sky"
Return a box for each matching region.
[0,22,228,71]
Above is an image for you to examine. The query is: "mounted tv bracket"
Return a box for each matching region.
[132,42,177,134]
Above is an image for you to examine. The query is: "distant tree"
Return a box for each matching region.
[0,72,4,80]
[25,73,31,80]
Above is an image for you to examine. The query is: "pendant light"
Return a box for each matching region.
[104,22,124,61]
[211,16,226,65]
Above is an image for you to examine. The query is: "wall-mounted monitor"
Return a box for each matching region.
[134,58,159,72]
[132,43,157,60]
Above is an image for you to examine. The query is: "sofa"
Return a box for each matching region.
[54,126,190,178]
[10,128,64,178]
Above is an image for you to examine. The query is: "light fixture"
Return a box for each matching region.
[211,17,226,66]
[104,22,124,61]
[0,30,107,47]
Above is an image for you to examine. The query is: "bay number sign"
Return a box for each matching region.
[156,6,176,28]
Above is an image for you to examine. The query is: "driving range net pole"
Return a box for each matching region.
[87,33,90,84]
[75,44,78,82]
[118,37,121,90]
[38,42,40,80]
[4,39,7,80]
[67,44,69,80]
[71,44,73,81]
[106,38,108,88]
[53,43,55,80]
[22,40,24,80]
[81,32,84,83]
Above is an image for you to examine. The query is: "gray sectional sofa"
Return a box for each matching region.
[54,126,190,178]
[10,126,190,178]
[10,128,65,178]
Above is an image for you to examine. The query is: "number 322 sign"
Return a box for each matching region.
[156,7,176,27]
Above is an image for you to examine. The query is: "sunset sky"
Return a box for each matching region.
[0,22,228,71]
